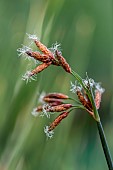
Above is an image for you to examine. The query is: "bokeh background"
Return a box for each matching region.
[0,0,113,169]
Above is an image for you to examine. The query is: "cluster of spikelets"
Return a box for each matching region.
[31,92,73,138]
[17,34,105,138]
[17,34,71,83]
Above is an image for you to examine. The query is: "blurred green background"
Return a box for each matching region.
[0,0,113,169]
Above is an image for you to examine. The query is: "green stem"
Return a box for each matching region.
[97,121,113,170]
[68,97,81,104]
[71,70,113,169]
[71,70,87,90]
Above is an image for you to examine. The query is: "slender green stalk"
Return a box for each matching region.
[97,121,113,170]
[71,69,113,169]
[71,70,87,90]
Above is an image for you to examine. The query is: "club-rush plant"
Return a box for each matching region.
[17,34,113,170]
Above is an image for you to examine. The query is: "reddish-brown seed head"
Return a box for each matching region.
[48,111,69,131]
[31,62,52,76]
[43,97,63,105]
[95,90,102,110]
[44,93,69,99]
[34,40,53,57]
[46,104,72,112]
[26,51,51,63]
[77,90,93,112]
[55,50,71,73]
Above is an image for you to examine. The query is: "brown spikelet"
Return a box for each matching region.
[34,40,53,57]
[43,97,63,105]
[83,90,93,111]
[46,104,72,112]
[77,90,87,107]
[77,90,93,114]
[31,62,52,76]
[95,90,102,109]
[48,112,69,131]
[55,50,71,73]
[44,93,69,99]
[26,51,51,63]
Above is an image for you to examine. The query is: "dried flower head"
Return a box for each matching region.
[48,111,69,131]
[56,50,71,73]
[44,93,69,99]
[26,51,51,63]
[70,75,105,118]
[43,97,63,105]
[18,34,72,83]
[34,39,54,57]
[46,104,72,112]
[31,62,52,76]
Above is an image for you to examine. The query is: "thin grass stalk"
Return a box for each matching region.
[97,121,113,170]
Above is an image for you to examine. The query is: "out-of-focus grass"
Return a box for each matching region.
[0,0,113,169]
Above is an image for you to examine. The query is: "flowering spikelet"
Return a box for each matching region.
[95,90,102,110]
[43,97,63,105]
[48,112,69,131]
[32,103,72,116]
[34,40,54,58]
[83,90,93,111]
[18,34,72,82]
[31,62,52,76]
[55,50,71,73]
[44,93,69,99]
[46,104,72,112]
[76,90,93,115]
[43,92,69,106]
[26,51,51,63]
[76,90,88,107]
